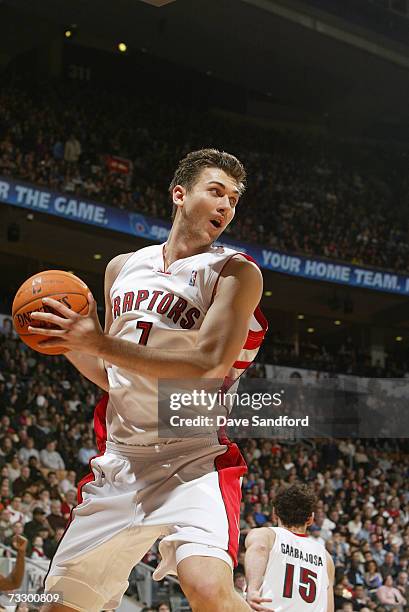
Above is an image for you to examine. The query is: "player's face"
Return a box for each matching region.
[173,167,241,243]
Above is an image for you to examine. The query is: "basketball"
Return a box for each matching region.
[12,270,90,355]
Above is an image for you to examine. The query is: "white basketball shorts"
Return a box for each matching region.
[44,436,246,612]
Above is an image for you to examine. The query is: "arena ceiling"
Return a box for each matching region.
[2,0,409,130]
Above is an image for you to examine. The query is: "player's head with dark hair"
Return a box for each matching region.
[169,148,246,223]
[274,484,317,528]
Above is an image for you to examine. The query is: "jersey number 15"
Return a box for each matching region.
[283,563,317,603]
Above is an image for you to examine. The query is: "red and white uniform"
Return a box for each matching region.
[45,243,267,612]
[261,527,329,611]
[106,243,266,445]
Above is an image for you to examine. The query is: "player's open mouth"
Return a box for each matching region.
[210,218,222,229]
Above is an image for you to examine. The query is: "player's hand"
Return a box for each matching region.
[246,589,273,611]
[12,535,28,554]
[28,293,104,355]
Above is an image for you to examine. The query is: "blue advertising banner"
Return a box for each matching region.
[1,175,409,296]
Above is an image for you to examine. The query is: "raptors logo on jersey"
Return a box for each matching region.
[104,242,267,445]
[261,527,328,611]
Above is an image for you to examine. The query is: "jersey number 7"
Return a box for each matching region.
[136,320,153,345]
[283,563,317,603]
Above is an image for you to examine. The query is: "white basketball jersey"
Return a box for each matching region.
[260,527,329,611]
[105,243,267,446]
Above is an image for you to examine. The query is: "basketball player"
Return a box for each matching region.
[29,149,267,612]
[244,484,334,611]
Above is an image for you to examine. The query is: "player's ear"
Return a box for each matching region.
[172,184,186,210]
[306,513,314,527]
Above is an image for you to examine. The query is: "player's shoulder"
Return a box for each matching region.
[105,244,160,280]
[220,253,263,289]
[245,526,276,548]
[104,253,134,292]
[105,252,134,278]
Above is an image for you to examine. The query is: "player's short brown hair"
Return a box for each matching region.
[169,148,246,220]
[274,484,317,528]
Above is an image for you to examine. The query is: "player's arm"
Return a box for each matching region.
[0,536,27,591]
[34,257,263,379]
[245,527,274,611]
[37,254,130,391]
[325,550,335,612]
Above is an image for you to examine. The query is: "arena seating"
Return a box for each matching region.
[2,80,409,273]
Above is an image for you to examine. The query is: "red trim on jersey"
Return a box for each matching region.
[76,393,109,504]
[292,532,309,537]
[244,305,268,350]
[233,360,252,369]
[43,394,109,588]
[214,441,247,567]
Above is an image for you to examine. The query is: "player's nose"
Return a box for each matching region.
[217,195,230,212]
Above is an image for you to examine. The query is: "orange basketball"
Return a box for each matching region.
[12,270,90,355]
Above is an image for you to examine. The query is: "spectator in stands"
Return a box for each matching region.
[27,456,44,484]
[43,526,64,560]
[23,507,50,541]
[40,440,65,471]
[18,437,40,464]
[60,489,76,520]
[45,471,63,500]
[352,585,372,610]
[37,489,51,515]
[64,134,81,163]
[347,551,366,587]
[12,466,33,496]
[30,534,46,559]
[376,574,406,609]
[77,437,97,466]
[233,572,246,597]
[396,571,409,603]
[58,469,77,495]
[46,499,66,532]
[382,552,399,580]
[7,455,21,483]
[364,560,383,591]
[8,497,27,525]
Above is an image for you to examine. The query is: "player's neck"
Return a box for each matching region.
[165,225,210,268]
[282,524,308,536]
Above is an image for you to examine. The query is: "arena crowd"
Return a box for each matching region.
[2,80,409,274]
[0,324,408,611]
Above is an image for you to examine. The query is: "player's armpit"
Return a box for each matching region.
[195,257,263,378]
